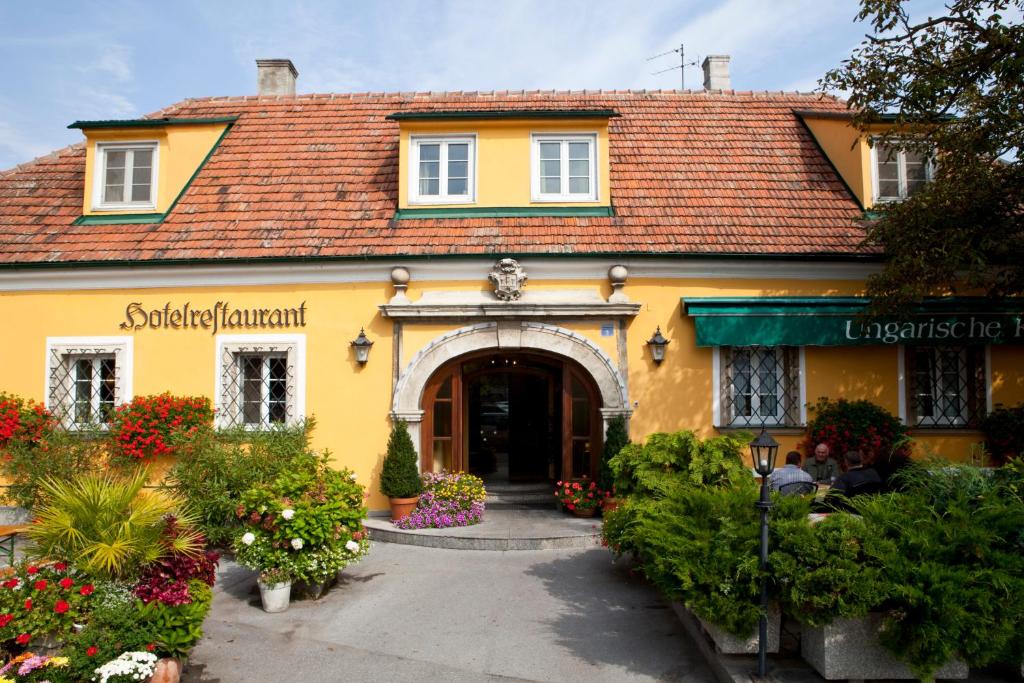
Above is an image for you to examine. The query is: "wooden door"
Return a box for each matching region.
[421,366,463,473]
[562,364,601,480]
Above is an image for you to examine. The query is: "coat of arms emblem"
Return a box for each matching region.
[488,258,528,301]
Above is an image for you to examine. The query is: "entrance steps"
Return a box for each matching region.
[483,482,556,510]
[364,509,601,551]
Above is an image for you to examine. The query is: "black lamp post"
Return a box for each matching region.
[750,426,779,679]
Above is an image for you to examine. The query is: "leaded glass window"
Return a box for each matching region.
[218,340,300,429]
[721,346,800,427]
[906,345,985,428]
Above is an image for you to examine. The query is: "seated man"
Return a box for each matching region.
[830,450,882,498]
[803,442,840,483]
[769,450,815,494]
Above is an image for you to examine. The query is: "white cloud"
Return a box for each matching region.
[81,44,134,83]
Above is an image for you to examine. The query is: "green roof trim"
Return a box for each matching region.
[68,116,238,130]
[70,121,235,227]
[394,206,615,219]
[72,213,163,226]
[682,296,1024,346]
[386,109,619,121]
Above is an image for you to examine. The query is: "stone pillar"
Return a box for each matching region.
[391,409,425,468]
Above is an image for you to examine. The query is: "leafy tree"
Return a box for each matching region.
[821,0,1024,312]
[379,420,422,499]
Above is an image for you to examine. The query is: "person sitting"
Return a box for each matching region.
[830,450,882,498]
[803,442,840,483]
[769,450,815,495]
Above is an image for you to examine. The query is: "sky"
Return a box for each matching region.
[0,0,952,169]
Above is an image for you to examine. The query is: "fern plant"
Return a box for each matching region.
[27,470,201,580]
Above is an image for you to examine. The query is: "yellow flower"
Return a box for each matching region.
[1,676,16,683]
[48,656,69,667]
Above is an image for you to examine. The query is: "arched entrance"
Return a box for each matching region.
[390,321,631,481]
[422,350,601,484]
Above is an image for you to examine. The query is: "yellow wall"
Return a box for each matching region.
[396,119,611,209]
[803,116,871,208]
[80,123,229,215]
[1,274,1019,509]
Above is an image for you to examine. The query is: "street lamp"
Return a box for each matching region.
[645,327,670,364]
[750,426,779,679]
[350,328,373,364]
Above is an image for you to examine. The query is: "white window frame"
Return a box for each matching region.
[901,344,987,430]
[408,135,477,205]
[45,336,134,430]
[870,139,934,203]
[92,141,160,212]
[214,334,306,430]
[531,133,599,202]
[712,345,806,428]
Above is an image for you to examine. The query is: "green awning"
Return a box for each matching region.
[682,297,1024,347]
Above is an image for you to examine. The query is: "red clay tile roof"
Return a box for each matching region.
[0,90,870,266]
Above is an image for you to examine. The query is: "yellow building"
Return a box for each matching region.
[0,58,1021,510]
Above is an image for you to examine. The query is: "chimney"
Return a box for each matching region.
[256,59,298,96]
[701,55,730,91]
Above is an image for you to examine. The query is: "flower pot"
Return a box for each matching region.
[389,496,419,521]
[257,579,292,613]
[148,657,182,683]
[801,614,968,680]
[295,574,336,600]
[672,602,780,654]
[571,506,599,518]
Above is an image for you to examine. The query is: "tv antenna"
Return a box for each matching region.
[648,43,699,90]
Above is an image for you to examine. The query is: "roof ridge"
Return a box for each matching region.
[0,141,86,178]
[167,89,843,101]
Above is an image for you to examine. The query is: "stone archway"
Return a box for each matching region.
[391,321,631,460]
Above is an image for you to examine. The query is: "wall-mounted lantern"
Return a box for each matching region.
[645,327,670,364]
[351,328,374,364]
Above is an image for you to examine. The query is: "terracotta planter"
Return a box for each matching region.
[389,496,419,521]
[571,506,599,518]
[148,657,182,683]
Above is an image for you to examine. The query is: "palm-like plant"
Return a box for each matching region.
[26,469,202,580]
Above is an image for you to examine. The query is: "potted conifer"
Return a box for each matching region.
[599,415,629,512]
[380,419,423,521]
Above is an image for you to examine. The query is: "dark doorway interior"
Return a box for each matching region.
[464,355,562,485]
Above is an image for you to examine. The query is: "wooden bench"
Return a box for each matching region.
[0,525,27,566]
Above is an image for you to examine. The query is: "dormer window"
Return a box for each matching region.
[872,141,933,202]
[532,134,597,202]
[410,135,475,204]
[93,141,159,211]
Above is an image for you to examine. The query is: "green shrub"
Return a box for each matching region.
[0,428,107,509]
[598,415,629,492]
[163,421,313,547]
[379,420,422,499]
[233,451,369,583]
[136,580,212,658]
[0,561,97,651]
[26,470,202,581]
[980,403,1024,465]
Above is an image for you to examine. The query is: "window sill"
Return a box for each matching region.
[394,206,614,219]
[73,213,164,225]
[907,428,984,436]
[715,426,806,436]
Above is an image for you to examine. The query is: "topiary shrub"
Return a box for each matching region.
[800,397,911,482]
[598,415,629,492]
[980,403,1024,465]
[379,420,422,499]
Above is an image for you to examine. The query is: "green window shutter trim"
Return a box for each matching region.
[394,206,614,219]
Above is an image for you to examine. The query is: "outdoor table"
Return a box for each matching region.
[0,525,27,566]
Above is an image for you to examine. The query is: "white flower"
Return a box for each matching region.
[291,538,304,550]
[349,472,358,480]
[241,532,256,546]
[281,508,295,520]
[345,540,360,553]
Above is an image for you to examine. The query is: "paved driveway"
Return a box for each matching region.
[184,542,715,682]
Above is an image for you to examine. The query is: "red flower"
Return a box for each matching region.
[26,566,38,575]
[54,600,69,614]
[79,584,94,596]
[59,578,74,590]
[146,642,156,651]
[0,613,12,627]
[86,646,98,657]
[3,579,18,589]
[53,562,67,571]
[23,598,32,610]
[33,580,47,591]
[15,632,30,645]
